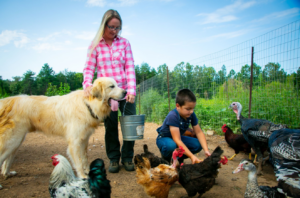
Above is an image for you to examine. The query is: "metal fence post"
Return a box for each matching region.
[167,66,170,112]
[248,46,254,118]
[139,85,141,115]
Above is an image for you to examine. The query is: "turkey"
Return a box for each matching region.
[229,102,286,175]
[49,154,111,198]
[268,128,300,198]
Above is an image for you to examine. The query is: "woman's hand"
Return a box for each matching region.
[204,150,211,157]
[84,85,92,98]
[126,94,135,103]
[190,155,202,164]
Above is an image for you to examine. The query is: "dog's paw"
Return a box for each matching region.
[4,171,17,179]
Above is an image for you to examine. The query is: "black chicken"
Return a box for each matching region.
[177,146,228,198]
[222,124,252,160]
[49,154,111,198]
[268,128,300,198]
[140,144,169,168]
[229,102,286,175]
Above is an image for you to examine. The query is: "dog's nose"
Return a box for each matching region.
[124,91,127,95]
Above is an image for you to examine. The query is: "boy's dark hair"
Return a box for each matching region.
[175,89,196,106]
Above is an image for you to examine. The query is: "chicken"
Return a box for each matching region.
[233,159,286,198]
[229,102,286,175]
[182,128,197,138]
[222,124,252,160]
[268,128,300,197]
[134,147,184,198]
[49,154,111,198]
[177,146,228,198]
[140,144,169,168]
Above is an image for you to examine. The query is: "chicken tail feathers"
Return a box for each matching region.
[203,146,224,168]
[143,144,149,154]
[88,158,111,198]
[211,146,224,160]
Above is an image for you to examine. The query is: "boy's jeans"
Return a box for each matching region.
[156,135,202,161]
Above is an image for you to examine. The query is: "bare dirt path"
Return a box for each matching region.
[0,123,277,198]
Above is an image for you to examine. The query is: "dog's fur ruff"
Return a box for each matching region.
[0,77,126,182]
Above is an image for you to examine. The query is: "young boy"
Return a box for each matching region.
[156,89,211,164]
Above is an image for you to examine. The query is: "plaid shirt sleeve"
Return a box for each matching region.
[82,43,96,90]
[124,41,136,96]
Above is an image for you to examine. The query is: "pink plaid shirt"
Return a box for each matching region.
[82,36,136,96]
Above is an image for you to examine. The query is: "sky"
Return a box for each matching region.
[0,0,300,80]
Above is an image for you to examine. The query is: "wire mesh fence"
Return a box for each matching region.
[137,20,300,134]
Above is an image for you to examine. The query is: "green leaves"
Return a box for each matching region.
[45,82,70,96]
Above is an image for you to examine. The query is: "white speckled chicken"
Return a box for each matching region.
[49,154,111,198]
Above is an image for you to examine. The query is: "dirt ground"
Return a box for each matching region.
[0,123,278,198]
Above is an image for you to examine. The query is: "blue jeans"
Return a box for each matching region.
[156,135,202,160]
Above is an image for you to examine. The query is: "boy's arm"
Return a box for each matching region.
[193,124,211,157]
[170,126,201,164]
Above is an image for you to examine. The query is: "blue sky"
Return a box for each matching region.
[0,0,299,80]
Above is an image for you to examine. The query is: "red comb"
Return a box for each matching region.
[51,154,58,159]
[221,124,227,132]
[177,146,185,157]
[219,156,228,165]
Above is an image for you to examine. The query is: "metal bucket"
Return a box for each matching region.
[119,102,145,141]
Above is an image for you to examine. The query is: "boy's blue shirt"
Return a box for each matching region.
[157,108,198,137]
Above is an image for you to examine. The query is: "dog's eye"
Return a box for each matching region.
[110,85,115,89]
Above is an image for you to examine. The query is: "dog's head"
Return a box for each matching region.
[91,77,127,103]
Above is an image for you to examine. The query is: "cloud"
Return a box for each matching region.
[87,0,138,7]
[87,0,106,7]
[206,29,249,40]
[37,32,61,42]
[31,43,63,51]
[252,8,300,23]
[115,0,138,6]
[75,31,95,40]
[197,0,256,24]
[0,30,29,48]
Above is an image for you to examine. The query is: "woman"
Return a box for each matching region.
[82,9,136,173]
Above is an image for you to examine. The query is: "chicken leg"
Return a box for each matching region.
[228,154,237,160]
[253,154,258,164]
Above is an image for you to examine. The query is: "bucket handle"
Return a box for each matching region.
[122,101,128,116]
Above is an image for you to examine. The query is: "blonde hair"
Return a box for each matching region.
[89,9,122,56]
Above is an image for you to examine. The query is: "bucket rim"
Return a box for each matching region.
[119,114,145,118]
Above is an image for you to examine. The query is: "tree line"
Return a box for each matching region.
[0,62,299,97]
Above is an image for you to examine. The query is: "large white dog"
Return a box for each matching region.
[0,77,126,187]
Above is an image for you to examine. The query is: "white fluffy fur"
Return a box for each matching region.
[0,77,126,184]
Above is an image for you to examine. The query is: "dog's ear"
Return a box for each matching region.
[91,81,105,100]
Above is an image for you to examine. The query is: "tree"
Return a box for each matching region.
[0,76,3,96]
[36,63,55,94]
[22,70,36,95]
[227,69,236,79]
[74,73,83,90]
[263,62,286,83]
[215,65,226,85]
[10,76,22,95]
[135,62,157,84]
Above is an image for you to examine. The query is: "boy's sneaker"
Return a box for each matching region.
[108,161,119,173]
[122,161,135,171]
